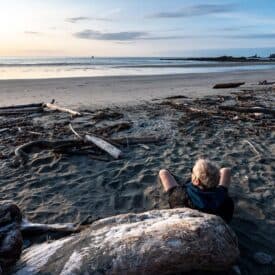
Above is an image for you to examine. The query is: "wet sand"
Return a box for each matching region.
[0,72,274,274]
[0,69,275,108]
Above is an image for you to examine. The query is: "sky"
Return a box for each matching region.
[1,0,275,57]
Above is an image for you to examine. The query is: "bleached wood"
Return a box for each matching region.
[68,123,122,159]
[219,105,275,115]
[45,103,81,117]
[84,134,122,159]
[14,208,240,274]
[20,219,80,234]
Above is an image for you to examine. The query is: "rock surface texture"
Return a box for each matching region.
[13,208,239,275]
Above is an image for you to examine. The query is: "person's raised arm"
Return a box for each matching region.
[159,169,179,192]
[219,168,231,188]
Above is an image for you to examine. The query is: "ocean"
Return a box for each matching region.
[0,57,275,80]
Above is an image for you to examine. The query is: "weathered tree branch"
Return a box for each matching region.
[213,82,245,89]
[14,140,82,163]
[44,103,81,117]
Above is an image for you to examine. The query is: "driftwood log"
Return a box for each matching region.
[84,134,122,159]
[258,80,275,85]
[0,103,44,116]
[44,103,81,117]
[14,135,165,163]
[69,124,122,159]
[0,103,43,110]
[213,82,245,89]
[218,105,275,115]
[20,220,80,235]
[13,208,239,274]
[0,107,44,116]
[15,139,82,163]
[112,135,165,146]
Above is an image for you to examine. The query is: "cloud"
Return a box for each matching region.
[228,33,275,39]
[74,30,148,41]
[73,27,275,42]
[146,32,275,40]
[142,35,192,40]
[215,25,256,32]
[66,16,90,23]
[66,8,122,23]
[148,4,236,18]
[24,31,42,35]
[66,16,112,23]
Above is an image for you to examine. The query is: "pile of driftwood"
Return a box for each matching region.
[160,83,274,160]
[0,100,165,165]
[161,83,274,123]
[0,100,81,117]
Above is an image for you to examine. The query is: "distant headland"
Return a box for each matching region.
[160,54,275,62]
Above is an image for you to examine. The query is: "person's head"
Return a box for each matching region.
[191,158,220,189]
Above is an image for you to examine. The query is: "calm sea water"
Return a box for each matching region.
[0,57,275,80]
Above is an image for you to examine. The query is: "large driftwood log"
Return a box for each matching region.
[44,103,81,117]
[0,107,44,116]
[219,105,275,115]
[213,82,245,89]
[15,140,82,163]
[0,103,43,110]
[13,208,239,274]
[14,136,163,164]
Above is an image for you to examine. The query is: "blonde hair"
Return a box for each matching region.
[192,158,220,188]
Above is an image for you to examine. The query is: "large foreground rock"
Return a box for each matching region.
[13,208,239,275]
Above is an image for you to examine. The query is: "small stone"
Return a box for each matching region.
[253,112,264,119]
[253,252,273,264]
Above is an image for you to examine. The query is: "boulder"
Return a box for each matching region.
[13,208,239,274]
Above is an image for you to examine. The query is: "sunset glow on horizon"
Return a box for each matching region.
[1,0,275,57]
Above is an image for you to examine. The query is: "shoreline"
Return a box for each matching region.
[1,68,275,108]
[2,61,275,68]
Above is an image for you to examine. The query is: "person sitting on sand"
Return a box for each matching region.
[159,158,234,223]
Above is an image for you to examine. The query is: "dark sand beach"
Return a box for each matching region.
[0,71,274,274]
